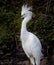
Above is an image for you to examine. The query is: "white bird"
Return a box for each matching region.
[20,5,43,65]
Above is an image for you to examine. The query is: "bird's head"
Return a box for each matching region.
[21,5,32,18]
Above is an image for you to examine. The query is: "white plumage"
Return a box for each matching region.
[20,5,43,65]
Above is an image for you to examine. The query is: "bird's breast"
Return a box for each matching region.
[22,41,33,55]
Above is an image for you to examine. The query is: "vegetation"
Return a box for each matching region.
[0,0,54,65]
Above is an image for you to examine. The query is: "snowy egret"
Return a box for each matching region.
[20,5,43,65]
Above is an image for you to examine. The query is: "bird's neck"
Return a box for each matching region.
[21,16,31,33]
[20,16,31,41]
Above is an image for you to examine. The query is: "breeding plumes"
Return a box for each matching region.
[20,5,43,65]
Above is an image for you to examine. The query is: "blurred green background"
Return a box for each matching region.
[0,0,54,65]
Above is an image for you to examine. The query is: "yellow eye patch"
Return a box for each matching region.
[21,14,25,16]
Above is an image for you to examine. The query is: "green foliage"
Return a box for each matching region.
[0,0,54,45]
[0,1,54,63]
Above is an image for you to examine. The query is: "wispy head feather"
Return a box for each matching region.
[21,5,32,15]
[22,5,32,12]
[21,5,33,19]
